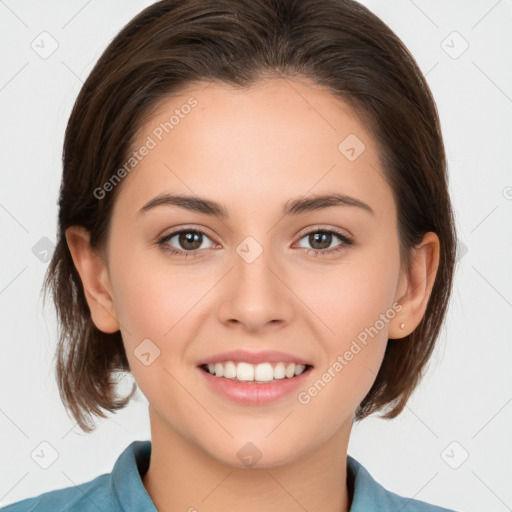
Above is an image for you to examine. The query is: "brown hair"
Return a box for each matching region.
[44,0,457,432]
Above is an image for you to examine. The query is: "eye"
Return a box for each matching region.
[295,227,353,256]
[156,226,353,258]
[157,228,216,257]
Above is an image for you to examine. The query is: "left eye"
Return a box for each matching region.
[296,229,352,254]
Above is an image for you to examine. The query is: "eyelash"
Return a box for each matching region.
[156,226,353,258]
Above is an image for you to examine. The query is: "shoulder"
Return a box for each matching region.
[347,455,461,512]
[1,440,153,512]
[366,481,458,512]
[0,474,118,512]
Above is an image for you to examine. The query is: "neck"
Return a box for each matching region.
[142,408,352,512]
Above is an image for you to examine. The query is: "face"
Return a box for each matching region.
[100,77,408,467]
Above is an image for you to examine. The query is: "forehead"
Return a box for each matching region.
[113,77,393,222]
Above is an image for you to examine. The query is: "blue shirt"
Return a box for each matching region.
[1,440,459,511]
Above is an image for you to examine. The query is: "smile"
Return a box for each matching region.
[201,361,311,383]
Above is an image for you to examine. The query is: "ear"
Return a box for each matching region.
[389,232,440,340]
[65,226,120,333]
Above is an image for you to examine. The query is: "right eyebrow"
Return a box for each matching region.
[139,193,228,218]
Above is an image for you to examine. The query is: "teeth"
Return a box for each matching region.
[285,363,296,378]
[237,362,254,382]
[274,362,286,379]
[294,364,306,376]
[214,362,224,378]
[204,361,309,382]
[254,362,273,382]
[224,361,237,379]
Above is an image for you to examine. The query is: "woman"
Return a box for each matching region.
[2,0,460,510]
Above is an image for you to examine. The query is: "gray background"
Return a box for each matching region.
[1,1,511,511]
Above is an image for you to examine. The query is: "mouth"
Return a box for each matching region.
[198,361,313,405]
[199,361,313,383]
[196,349,314,404]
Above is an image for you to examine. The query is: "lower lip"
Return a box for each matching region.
[198,366,312,405]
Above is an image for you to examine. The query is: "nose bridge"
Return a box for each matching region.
[217,234,293,330]
[234,234,280,305]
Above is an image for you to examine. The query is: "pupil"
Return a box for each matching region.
[180,231,202,250]
[311,232,331,249]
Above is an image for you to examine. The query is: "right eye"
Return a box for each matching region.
[157,228,217,256]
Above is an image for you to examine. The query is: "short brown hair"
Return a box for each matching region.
[44,0,457,432]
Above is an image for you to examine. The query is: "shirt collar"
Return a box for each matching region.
[112,440,394,512]
[347,453,399,510]
[111,440,157,511]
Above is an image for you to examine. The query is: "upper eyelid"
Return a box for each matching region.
[158,225,214,240]
[296,224,352,239]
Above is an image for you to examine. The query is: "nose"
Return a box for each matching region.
[216,242,295,333]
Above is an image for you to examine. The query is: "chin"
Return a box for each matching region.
[202,436,310,470]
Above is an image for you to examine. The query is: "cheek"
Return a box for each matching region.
[109,245,214,341]
[295,285,391,431]
[296,243,400,403]
[302,247,400,346]
[108,247,225,396]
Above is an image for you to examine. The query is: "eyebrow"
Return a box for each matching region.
[139,192,375,218]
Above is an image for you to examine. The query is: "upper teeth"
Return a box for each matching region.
[206,361,307,382]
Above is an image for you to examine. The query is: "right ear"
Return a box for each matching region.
[65,226,120,333]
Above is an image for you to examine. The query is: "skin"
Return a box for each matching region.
[66,77,440,512]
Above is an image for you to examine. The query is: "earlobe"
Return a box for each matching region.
[65,226,120,334]
[389,232,440,340]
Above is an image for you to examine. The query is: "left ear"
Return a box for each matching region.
[389,231,440,339]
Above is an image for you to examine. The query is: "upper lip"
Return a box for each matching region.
[197,349,313,367]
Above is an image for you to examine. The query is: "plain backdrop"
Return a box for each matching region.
[1,1,511,511]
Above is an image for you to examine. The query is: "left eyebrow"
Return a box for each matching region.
[138,192,375,218]
[283,193,375,216]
